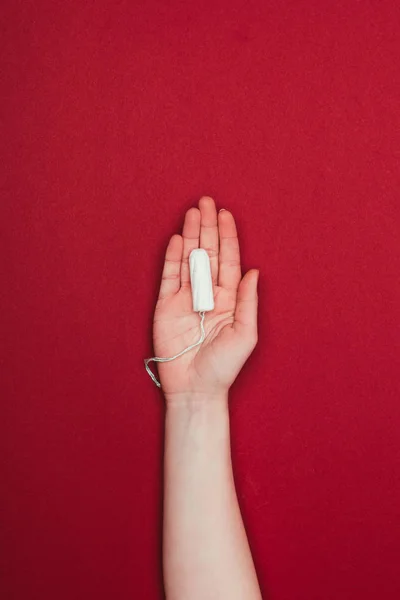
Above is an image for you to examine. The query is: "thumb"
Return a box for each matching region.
[233,269,259,338]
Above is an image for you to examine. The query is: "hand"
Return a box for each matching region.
[151,196,259,402]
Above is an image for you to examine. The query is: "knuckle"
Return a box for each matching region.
[223,259,241,267]
[203,246,219,258]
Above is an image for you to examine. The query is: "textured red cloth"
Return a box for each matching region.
[2,1,400,598]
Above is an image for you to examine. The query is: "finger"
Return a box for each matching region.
[218,209,242,292]
[233,269,259,339]
[180,207,201,288]
[199,196,219,286]
[158,234,183,300]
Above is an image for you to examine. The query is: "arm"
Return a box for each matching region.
[163,394,262,600]
[151,196,261,599]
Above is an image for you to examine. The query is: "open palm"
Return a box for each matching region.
[150,196,259,401]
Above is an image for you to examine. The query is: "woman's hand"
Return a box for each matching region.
[152,196,259,403]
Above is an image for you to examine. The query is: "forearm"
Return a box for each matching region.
[162,393,262,600]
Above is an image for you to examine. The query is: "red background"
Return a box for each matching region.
[2,1,400,598]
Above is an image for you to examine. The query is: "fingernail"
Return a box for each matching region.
[219,208,226,212]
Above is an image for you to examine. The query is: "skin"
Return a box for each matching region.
[153,196,262,599]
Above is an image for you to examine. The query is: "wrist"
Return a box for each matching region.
[164,391,231,447]
[164,390,229,409]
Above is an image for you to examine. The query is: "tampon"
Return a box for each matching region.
[189,248,215,312]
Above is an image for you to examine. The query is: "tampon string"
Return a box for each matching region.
[144,311,206,389]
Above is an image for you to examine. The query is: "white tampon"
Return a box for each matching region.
[144,248,214,388]
[189,248,215,312]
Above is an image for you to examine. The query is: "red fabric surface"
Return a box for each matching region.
[2,1,400,598]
